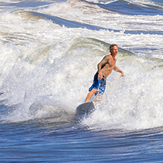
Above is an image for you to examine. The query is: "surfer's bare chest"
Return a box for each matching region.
[102,55,116,70]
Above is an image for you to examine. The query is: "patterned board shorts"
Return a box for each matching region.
[89,72,106,95]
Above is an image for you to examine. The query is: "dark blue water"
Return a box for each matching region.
[1,120,163,162]
[0,0,163,162]
[2,122,163,162]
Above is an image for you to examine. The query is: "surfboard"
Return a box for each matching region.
[76,101,95,118]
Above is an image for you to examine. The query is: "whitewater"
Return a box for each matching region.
[0,0,163,162]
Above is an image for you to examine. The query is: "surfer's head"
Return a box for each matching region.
[110,44,118,51]
[110,44,118,56]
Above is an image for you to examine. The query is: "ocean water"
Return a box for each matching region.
[0,0,163,162]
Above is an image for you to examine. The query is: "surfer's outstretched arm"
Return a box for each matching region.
[114,66,124,77]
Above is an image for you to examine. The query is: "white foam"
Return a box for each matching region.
[82,58,163,130]
[0,0,21,2]
[0,2,162,131]
[37,0,163,32]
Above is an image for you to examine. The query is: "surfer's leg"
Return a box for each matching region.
[93,94,103,105]
[85,72,100,102]
[93,78,106,104]
[85,88,98,102]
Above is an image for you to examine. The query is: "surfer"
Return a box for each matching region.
[85,44,124,102]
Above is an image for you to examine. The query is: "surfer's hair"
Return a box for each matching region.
[110,44,118,51]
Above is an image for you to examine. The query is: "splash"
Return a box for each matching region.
[0,1,162,131]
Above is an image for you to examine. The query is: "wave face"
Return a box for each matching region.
[0,0,162,129]
[0,0,163,162]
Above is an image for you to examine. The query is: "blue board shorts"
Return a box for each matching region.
[89,72,106,95]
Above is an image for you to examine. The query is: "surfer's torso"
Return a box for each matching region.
[100,55,116,78]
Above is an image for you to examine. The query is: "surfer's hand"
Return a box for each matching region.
[98,71,103,80]
[120,71,124,77]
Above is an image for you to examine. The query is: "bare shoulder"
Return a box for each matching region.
[104,55,111,61]
[106,54,111,57]
[100,55,112,64]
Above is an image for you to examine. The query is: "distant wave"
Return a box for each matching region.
[31,11,107,30]
[84,0,163,15]
[31,11,163,35]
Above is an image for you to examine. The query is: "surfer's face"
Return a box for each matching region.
[111,46,118,56]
